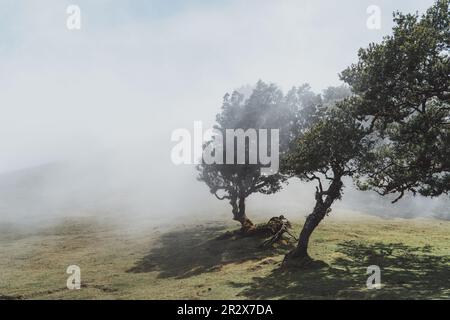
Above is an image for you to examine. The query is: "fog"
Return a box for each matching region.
[0,0,447,227]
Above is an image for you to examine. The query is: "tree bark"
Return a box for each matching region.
[283,176,343,265]
[230,195,255,232]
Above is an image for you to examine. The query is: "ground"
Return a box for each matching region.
[0,213,449,300]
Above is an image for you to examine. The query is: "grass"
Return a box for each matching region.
[0,214,449,299]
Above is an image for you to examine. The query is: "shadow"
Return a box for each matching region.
[127,223,294,279]
[235,241,450,299]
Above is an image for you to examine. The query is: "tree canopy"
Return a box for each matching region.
[341,0,450,201]
[281,87,374,262]
[197,81,291,230]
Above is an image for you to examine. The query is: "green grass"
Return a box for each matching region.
[0,214,449,299]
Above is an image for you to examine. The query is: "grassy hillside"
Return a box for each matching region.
[0,214,449,300]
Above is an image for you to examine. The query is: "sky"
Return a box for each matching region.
[0,0,436,173]
[0,0,444,224]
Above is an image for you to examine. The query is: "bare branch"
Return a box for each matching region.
[391,191,405,204]
[214,192,228,200]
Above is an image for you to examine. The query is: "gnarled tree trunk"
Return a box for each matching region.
[283,176,343,265]
[230,195,255,232]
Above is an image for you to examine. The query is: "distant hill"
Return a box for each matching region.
[0,161,128,224]
[0,161,448,226]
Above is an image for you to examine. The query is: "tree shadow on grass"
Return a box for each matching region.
[127,223,293,279]
[233,241,450,299]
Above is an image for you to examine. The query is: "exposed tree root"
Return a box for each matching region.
[259,216,297,248]
[216,215,297,247]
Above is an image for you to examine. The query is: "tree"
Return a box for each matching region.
[340,0,450,201]
[197,81,290,231]
[281,88,373,264]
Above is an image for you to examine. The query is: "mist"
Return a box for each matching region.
[0,0,447,228]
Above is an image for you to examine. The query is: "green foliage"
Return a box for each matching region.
[281,84,370,199]
[341,0,450,200]
[197,81,290,203]
[282,102,369,182]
